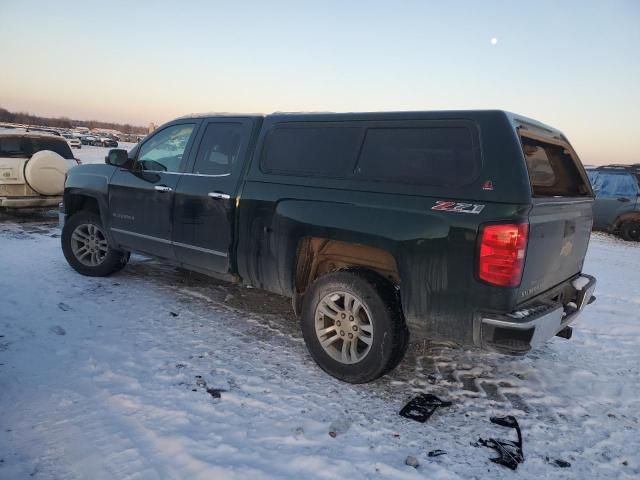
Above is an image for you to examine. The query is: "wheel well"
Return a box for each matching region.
[614,212,640,229]
[64,194,100,217]
[294,237,400,296]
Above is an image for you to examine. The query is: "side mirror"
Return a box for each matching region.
[105,149,132,168]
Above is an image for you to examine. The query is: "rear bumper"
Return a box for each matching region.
[475,274,596,354]
[0,196,63,209]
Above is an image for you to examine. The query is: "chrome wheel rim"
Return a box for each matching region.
[315,291,373,364]
[71,223,108,267]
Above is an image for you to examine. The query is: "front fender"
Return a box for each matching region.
[63,164,118,243]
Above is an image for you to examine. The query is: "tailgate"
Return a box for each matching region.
[516,128,594,304]
[518,199,593,303]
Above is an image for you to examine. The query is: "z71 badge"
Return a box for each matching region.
[431,200,485,214]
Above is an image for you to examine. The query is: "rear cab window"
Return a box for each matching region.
[520,132,591,198]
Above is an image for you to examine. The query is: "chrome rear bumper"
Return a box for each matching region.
[476,274,596,354]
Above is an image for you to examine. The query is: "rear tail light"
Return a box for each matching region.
[478,223,529,287]
[74,158,82,165]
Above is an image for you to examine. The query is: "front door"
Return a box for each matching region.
[172,118,254,273]
[108,122,198,259]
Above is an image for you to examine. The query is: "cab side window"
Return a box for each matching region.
[137,124,195,172]
[192,123,244,176]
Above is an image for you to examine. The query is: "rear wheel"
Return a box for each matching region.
[619,220,640,242]
[300,270,409,383]
[62,211,129,276]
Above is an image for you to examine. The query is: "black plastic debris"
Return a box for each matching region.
[428,449,447,457]
[399,394,452,423]
[206,388,226,399]
[478,416,524,470]
[547,457,571,468]
[49,325,66,336]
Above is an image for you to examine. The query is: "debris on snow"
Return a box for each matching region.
[399,393,452,423]
[328,415,351,437]
[405,455,419,468]
[169,311,178,317]
[428,449,447,457]
[57,302,70,311]
[478,416,524,470]
[547,457,571,468]
[49,325,66,336]
[206,388,226,399]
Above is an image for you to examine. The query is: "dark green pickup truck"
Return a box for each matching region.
[60,110,597,383]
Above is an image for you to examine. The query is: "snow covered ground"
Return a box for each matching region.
[0,220,638,479]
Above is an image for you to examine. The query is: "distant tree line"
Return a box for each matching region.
[0,107,147,134]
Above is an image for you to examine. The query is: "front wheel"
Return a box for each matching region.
[62,211,129,276]
[619,220,640,242]
[300,271,409,383]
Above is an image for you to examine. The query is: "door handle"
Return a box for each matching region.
[208,192,231,200]
[617,197,631,202]
[154,185,173,192]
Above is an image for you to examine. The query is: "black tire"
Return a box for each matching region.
[62,211,129,276]
[619,220,640,242]
[300,270,409,383]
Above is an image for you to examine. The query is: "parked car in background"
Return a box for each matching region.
[60,110,596,383]
[0,130,80,208]
[586,164,640,241]
[95,136,118,148]
[80,135,98,145]
[25,127,62,137]
[62,133,82,149]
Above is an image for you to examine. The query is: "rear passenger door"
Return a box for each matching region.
[172,118,254,273]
